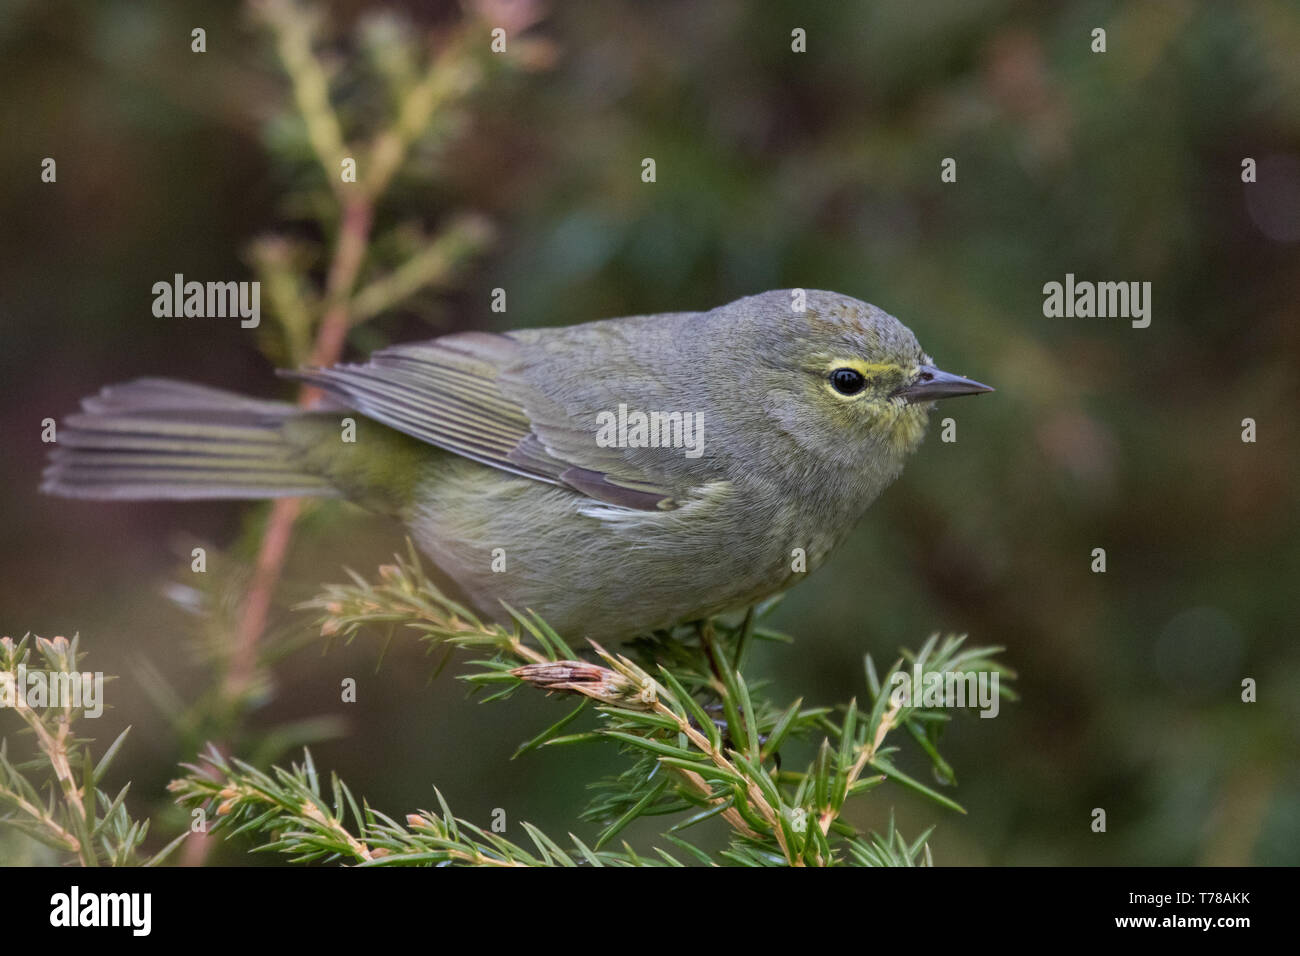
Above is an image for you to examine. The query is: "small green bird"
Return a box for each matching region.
[42,290,991,640]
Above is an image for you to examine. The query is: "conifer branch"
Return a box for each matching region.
[0,635,186,867]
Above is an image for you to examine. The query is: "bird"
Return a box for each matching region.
[42,289,992,641]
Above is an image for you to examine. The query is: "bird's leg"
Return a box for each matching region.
[692,619,735,747]
[695,618,726,685]
[693,701,772,756]
[734,605,757,671]
[693,619,773,754]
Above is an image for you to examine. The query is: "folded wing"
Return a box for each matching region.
[284,332,679,511]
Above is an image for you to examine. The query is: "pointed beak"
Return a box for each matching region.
[894,365,994,403]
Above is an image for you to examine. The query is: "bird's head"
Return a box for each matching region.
[731,290,993,476]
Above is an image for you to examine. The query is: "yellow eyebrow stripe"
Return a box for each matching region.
[824,359,903,377]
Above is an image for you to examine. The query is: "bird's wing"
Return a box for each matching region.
[284,331,681,511]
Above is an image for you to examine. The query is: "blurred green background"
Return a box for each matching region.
[2,0,1298,865]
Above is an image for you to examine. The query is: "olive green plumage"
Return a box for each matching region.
[42,289,991,640]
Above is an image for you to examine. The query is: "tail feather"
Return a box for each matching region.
[41,379,341,500]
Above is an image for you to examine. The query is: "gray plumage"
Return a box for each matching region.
[44,290,992,640]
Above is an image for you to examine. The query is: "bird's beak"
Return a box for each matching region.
[894,365,994,403]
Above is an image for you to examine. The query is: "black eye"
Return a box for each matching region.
[829,368,867,395]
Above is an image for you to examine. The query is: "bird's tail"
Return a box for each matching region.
[41,379,340,500]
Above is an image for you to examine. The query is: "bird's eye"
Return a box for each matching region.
[829,367,867,396]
